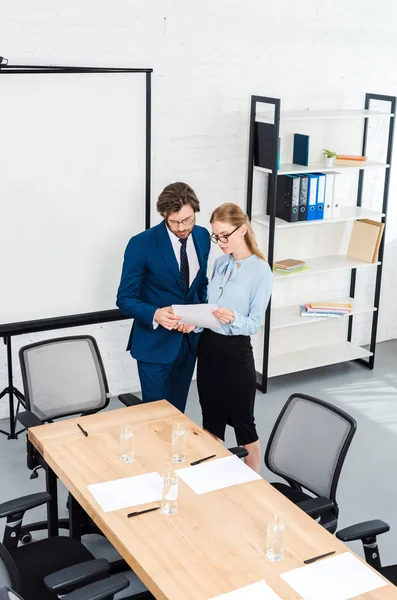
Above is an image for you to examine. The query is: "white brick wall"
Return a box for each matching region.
[1,0,397,417]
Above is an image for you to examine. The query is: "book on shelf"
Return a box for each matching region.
[299,305,345,318]
[273,258,306,271]
[335,154,367,166]
[275,265,312,275]
[336,154,367,161]
[309,302,352,311]
[293,133,310,166]
[347,219,384,263]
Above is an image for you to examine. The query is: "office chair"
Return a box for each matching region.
[336,520,396,584]
[0,578,129,600]
[17,335,141,543]
[265,393,357,533]
[0,491,154,600]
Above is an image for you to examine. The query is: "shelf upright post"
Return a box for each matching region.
[246,96,281,393]
[350,94,396,369]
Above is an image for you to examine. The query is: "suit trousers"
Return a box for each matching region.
[137,335,197,413]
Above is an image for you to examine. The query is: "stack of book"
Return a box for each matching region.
[300,302,353,318]
[273,259,311,275]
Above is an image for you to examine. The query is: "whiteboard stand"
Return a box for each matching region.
[0,62,152,438]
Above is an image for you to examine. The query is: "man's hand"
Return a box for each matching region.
[174,323,196,334]
[154,307,180,330]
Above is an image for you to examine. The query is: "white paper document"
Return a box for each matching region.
[172,303,219,329]
[281,552,387,600]
[210,579,281,600]
[87,472,162,513]
[177,455,261,495]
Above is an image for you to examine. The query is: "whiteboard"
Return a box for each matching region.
[0,72,147,328]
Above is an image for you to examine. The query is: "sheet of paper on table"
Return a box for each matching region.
[209,579,282,600]
[88,472,162,512]
[177,455,262,495]
[281,552,387,600]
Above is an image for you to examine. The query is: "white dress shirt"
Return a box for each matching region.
[166,226,200,286]
[153,226,201,329]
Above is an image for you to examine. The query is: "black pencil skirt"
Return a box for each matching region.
[197,329,258,446]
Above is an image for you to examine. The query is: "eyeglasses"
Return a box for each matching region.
[210,226,240,244]
[167,215,196,228]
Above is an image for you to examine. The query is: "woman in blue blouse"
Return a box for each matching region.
[197,203,272,473]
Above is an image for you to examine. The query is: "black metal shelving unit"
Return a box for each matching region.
[246,93,395,393]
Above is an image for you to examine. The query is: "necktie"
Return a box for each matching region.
[179,238,189,292]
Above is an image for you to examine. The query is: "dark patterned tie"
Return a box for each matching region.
[179,238,189,292]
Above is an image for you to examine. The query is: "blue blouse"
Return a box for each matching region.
[207,254,272,336]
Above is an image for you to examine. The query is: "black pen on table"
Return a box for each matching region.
[127,506,160,518]
[190,454,216,466]
[304,550,336,564]
[77,423,88,437]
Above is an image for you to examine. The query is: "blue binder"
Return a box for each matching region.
[315,173,326,220]
[306,174,319,221]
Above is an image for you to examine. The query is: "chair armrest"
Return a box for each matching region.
[44,559,110,593]
[228,446,249,459]
[63,575,129,600]
[297,496,334,516]
[17,411,43,429]
[118,393,142,407]
[0,492,51,519]
[336,520,390,542]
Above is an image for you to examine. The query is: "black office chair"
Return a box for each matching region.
[336,520,396,584]
[0,581,128,600]
[17,335,141,543]
[265,393,357,533]
[0,491,154,600]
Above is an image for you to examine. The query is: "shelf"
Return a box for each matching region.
[254,160,389,175]
[256,109,394,123]
[273,255,380,279]
[270,298,376,330]
[267,342,372,378]
[253,207,385,229]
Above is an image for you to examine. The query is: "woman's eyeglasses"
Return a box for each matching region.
[210,226,240,245]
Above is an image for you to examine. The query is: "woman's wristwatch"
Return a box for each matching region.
[229,313,235,324]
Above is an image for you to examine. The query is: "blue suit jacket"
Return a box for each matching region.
[116,221,210,364]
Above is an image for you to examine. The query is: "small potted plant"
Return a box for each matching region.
[322,149,337,167]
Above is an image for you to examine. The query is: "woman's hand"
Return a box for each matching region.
[212,308,235,324]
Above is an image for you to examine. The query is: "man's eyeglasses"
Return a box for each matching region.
[210,226,240,244]
[167,215,195,228]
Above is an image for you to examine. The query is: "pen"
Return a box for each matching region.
[127,506,160,518]
[190,454,216,466]
[304,550,336,564]
[77,423,88,437]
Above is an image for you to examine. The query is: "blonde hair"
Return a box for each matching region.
[210,203,267,262]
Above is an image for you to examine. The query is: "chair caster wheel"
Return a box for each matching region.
[21,533,32,544]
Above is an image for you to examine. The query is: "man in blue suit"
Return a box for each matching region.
[117,182,210,413]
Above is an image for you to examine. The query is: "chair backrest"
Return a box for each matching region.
[265,393,357,503]
[0,589,23,600]
[0,544,20,594]
[19,336,110,421]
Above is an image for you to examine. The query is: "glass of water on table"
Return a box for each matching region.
[266,514,285,561]
[120,424,134,462]
[172,422,187,463]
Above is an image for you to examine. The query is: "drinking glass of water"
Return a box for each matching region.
[161,469,178,515]
[172,422,187,463]
[120,424,134,462]
[266,514,285,562]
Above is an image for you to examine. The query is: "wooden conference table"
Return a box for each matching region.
[29,400,395,600]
